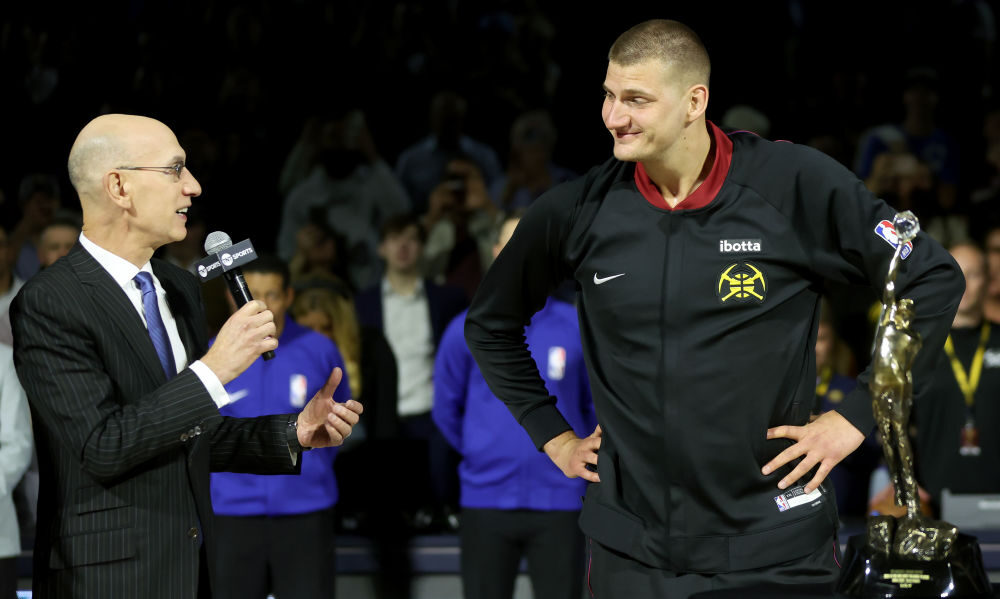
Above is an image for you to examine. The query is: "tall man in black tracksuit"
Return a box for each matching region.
[464,19,964,598]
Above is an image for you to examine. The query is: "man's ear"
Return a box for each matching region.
[105,171,132,210]
[687,84,709,122]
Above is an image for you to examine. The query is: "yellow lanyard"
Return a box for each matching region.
[943,323,991,408]
[815,365,833,397]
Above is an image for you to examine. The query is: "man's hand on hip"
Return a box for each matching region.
[762,410,865,494]
[544,425,602,483]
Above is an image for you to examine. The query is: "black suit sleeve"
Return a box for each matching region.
[12,282,224,483]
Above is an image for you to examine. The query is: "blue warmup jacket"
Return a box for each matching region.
[433,299,596,511]
[210,316,350,516]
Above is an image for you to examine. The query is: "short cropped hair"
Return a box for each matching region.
[242,253,291,290]
[379,213,427,244]
[608,19,711,88]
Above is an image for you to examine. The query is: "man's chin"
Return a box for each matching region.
[612,145,641,163]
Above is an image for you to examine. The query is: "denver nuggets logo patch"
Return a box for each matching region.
[718,262,766,303]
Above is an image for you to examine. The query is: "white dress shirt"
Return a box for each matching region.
[381,278,435,417]
[79,234,231,408]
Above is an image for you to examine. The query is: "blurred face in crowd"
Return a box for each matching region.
[39,224,79,267]
[23,191,59,231]
[0,229,10,280]
[815,322,833,371]
[242,272,293,338]
[379,224,422,275]
[950,244,987,321]
[986,229,1000,299]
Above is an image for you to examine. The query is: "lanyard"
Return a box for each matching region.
[943,323,991,408]
[815,365,833,397]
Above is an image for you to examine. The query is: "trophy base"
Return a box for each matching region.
[834,533,994,597]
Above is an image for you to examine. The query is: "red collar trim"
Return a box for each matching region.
[633,121,732,211]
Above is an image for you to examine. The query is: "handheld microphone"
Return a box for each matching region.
[202,231,275,361]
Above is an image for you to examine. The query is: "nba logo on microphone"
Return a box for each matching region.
[548,347,566,380]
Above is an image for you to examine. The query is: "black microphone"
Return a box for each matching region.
[203,231,275,361]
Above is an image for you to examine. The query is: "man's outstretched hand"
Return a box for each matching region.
[296,367,363,449]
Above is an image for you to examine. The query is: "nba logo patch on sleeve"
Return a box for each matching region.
[290,374,308,408]
[874,220,913,259]
[547,347,566,380]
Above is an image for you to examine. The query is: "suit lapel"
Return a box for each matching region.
[69,244,166,384]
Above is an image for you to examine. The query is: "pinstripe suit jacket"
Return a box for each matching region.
[11,243,301,598]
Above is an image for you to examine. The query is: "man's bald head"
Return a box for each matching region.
[67,114,176,200]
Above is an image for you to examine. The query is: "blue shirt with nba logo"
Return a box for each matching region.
[433,298,596,511]
[209,315,350,516]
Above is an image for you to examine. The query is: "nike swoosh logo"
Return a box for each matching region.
[593,272,626,285]
[228,389,250,402]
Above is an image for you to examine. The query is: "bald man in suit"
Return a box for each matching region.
[11,114,363,598]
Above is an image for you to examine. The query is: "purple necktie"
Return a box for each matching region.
[134,271,176,379]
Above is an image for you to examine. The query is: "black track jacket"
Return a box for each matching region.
[465,122,964,573]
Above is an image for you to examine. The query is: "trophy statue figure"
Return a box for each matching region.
[835,211,994,598]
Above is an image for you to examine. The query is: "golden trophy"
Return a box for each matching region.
[835,211,994,597]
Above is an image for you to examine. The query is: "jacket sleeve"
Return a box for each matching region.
[465,179,583,450]
[792,145,964,435]
[208,414,300,474]
[432,313,471,453]
[11,282,224,484]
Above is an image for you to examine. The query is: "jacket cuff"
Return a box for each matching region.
[520,401,573,451]
[834,384,876,437]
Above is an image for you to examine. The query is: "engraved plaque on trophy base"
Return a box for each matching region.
[835,532,995,598]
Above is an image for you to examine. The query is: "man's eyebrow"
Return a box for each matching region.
[602,85,654,97]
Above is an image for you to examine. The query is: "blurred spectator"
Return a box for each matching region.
[985,220,1000,323]
[291,278,408,599]
[811,299,879,519]
[720,104,772,138]
[433,211,595,599]
[489,109,576,211]
[10,173,61,281]
[37,211,81,269]
[210,255,350,599]
[969,102,1000,226]
[912,242,1000,516]
[0,224,25,348]
[395,90,503,215]
[854,67,965,244]
[277,109,410,292]
[287,214,352,292]
[355,213,467,531]
[423,158,499,300]
[1,343,32,598]
[0,226,25,325]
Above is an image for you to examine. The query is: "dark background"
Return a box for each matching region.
[0,0,996,251]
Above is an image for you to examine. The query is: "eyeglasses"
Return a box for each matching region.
[117,163,186,180]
